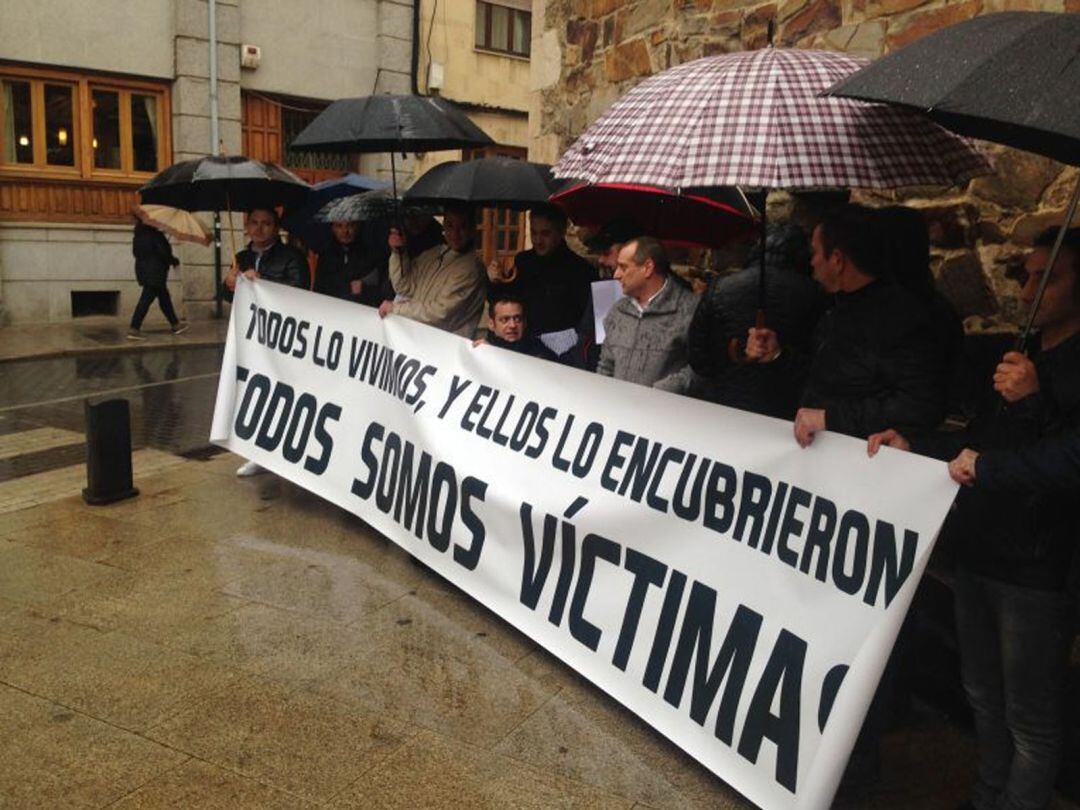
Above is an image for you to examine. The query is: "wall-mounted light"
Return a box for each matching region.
[57,128,68,146]
[92,137,98,149]
[18,135,29,147]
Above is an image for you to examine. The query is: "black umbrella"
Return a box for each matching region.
[403,158,564,211]
[826,11,1080,348]
[138,155,311,212]
[139,156,311,310]
[289,94,495,197]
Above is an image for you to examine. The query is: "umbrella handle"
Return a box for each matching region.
[727,309,767,364]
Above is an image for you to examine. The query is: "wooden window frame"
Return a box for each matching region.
[474,1,531,59]
[242,90,349,186]
[463,144,528,267]
[0,63,170,186]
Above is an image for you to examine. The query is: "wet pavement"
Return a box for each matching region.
[1,341,1078,808]
[0,347,224,484]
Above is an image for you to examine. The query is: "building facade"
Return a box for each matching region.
[530,0,1080,330]
[0,0,413,324]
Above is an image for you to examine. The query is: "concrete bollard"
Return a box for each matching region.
[82,398,139,505]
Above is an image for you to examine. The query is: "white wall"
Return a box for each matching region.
[0,0,175,77]
[238,0,388,101]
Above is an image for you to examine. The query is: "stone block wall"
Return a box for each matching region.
[0,225,182,326]
[531,0,1080,331]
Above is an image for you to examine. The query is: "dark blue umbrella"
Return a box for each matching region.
[281,173,389,251]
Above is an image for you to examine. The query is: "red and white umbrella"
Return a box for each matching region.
[554,47,990,190]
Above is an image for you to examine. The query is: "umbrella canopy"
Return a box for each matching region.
[139,155,311,212]
[826,11,1080,350]
[826,12,1080,167]
[315,188,402,223]
[290,94,495,154]
[551,182,757,248]
[133,204,211,246]
[287,173,390,221]
[403,158,565,211]
[554,47,990,190]
[281,173,390,250]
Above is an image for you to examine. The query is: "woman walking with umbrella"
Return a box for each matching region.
[127,206,202,339]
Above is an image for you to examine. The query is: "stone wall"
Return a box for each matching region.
[531,0,1080,331]
[0,224,180,326]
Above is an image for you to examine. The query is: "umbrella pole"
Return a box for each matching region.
[390,150,399,200]
[213,212,223,318]
[389,149,411,274]
[1016,177,1080,352]
[728,192,768,363]
[226,193,239,260]
[757,192,768,322]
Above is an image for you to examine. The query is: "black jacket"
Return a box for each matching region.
[314,240,394,305]
[132,223,178,288]
[222,240,308,302]
[799,281,946,438]
[487,333,557,361]
[502,243,598,334]
[689,257,824,419]
[916,332,1080,590]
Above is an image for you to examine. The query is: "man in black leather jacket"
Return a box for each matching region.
[746,204,946,444]
[222,208,308,302]
[225,208,308,477]
[869,227,1080,810]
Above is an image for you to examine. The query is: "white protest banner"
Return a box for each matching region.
[211,278,958,810]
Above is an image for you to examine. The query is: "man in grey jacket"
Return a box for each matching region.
[597,237,697,393]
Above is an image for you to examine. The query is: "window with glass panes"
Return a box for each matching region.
[474,1,531,57]
[0,66,168,180]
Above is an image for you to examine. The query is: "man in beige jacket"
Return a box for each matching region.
[379,205,486,338]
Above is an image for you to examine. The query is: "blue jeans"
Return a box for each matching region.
[954,568,1075,810]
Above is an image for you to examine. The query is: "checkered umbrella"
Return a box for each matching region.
[553,48,990,190]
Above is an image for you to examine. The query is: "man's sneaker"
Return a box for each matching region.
[235,460,266,477]
[126,328,146,341]
[171,321,190,335]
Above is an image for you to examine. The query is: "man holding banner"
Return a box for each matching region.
[212,250,961,808]
[380,204,486,339]
[746,204,945,446]
[598,236,697,393]
[870,226,1080,810]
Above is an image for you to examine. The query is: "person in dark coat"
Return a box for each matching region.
[474,293,556,360]
[312,219,392,306]
[225,208,309,479]
[869,226,1080,810]
[128,220,186,339]
[488,204,598,362]
[688,222,824,419]
[222,208,308,302]
[876,205,964,408]
[746,204,946,444]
